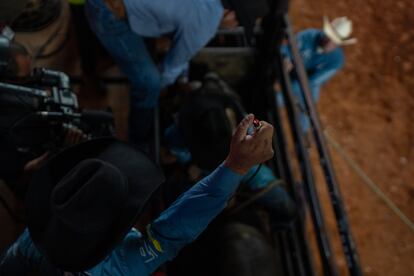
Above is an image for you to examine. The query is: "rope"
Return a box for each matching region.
[324,128,414,233]
[230,179,284,215]
[242,164,263,187]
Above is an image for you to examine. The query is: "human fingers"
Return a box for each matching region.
[233,114,254,142]
[24,152,50,172]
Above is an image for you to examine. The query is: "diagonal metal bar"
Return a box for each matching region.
[284,15,363,276]
[250,6,321,275]
[275,36,339,276]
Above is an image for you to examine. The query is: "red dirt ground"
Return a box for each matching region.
[290,0,414,275]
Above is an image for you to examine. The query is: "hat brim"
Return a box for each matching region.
[323,16,357,46]
[26,138,165,271]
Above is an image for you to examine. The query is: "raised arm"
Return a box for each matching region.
[122,114,274,274]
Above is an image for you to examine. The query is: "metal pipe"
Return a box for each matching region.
[276,45,338,276]
[252,7,318,275]
[284,15,362,276]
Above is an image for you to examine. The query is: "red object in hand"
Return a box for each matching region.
[253,119,261,129]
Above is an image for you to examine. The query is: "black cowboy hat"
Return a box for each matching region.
[25,138,165,272]
[178,80,245,171]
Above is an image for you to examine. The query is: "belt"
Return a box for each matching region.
[104,0,126,19]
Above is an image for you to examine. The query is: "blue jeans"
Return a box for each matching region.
[277,79,321,133]
[85,0,160,144]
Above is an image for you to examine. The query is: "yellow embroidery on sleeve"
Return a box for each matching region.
[146,225,163,252]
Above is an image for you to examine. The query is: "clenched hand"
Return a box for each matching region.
[224,114,274,175]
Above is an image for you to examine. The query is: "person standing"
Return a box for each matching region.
[85,0,270,145]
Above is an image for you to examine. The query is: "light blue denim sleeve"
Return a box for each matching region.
[110,229,160,275]
[241,165,284,206]
[307,48,345,89]
[122,164,243,274]
[297,29,345,88]
[160,1,224,87]
[280,29,320,60]
[296,29,321,47]
[242,165,276,190]
[0,229,44,274]
[280,44,291,58]
[164,124,192,164]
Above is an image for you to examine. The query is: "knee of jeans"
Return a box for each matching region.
[276,93,285,107]
[300,114,310,132]
[130,73,161,108]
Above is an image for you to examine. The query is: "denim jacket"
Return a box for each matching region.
[281,28,345,102]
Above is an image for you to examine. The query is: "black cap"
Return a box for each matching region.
[178,90,245,171]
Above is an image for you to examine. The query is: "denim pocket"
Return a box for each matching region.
[85,0,130,36]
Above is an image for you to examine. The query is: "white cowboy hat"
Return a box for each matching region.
[323,16,357,46]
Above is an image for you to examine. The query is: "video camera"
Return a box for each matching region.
[0,35,115,180]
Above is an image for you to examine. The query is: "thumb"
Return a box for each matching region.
[234,114,254,141]
[24,152,49,172]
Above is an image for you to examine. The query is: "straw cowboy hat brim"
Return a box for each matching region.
[323,16,357,46]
